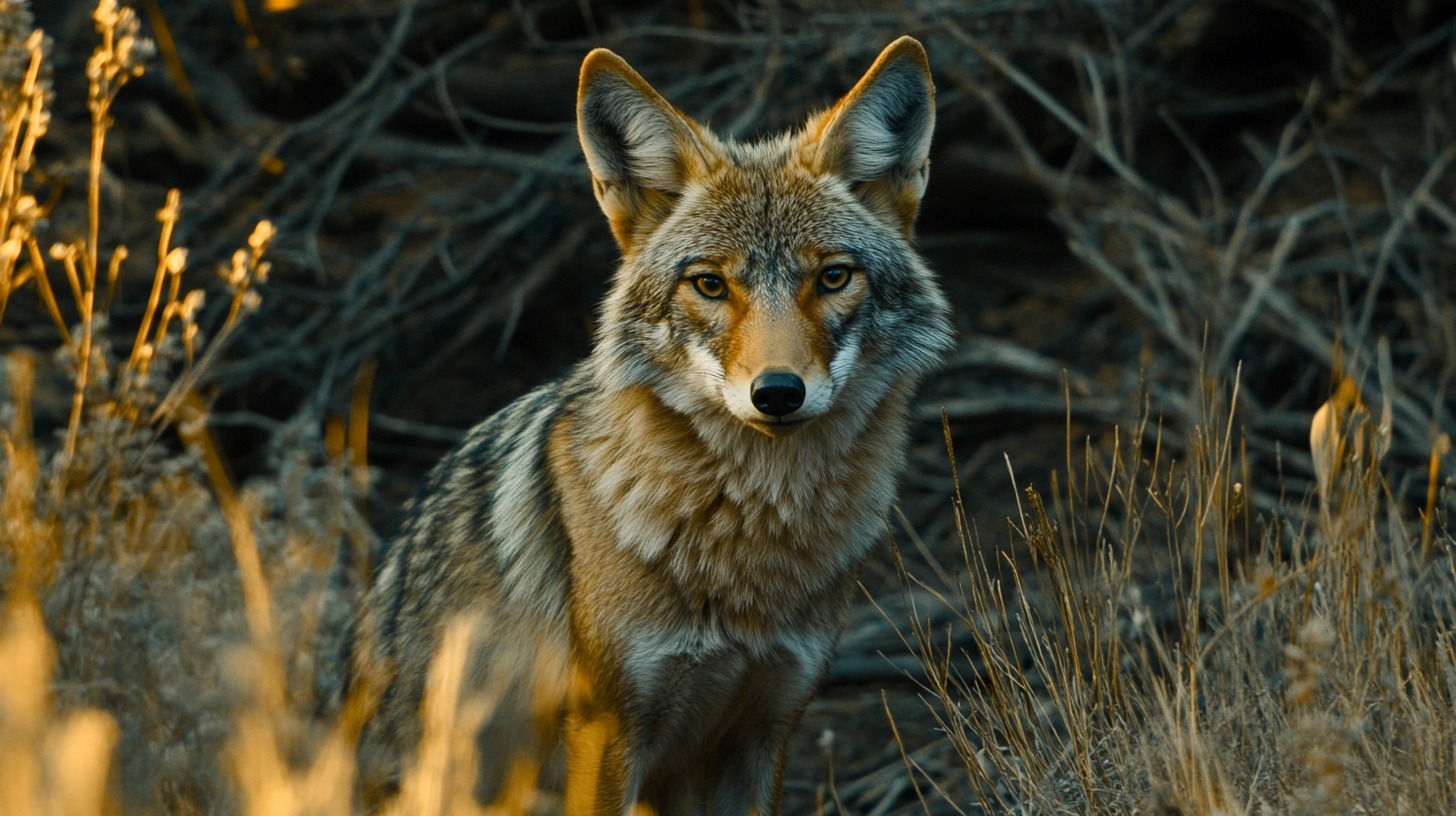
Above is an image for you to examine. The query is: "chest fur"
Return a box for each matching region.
[549,385,910,627]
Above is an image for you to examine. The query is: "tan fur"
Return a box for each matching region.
[347,36,952,815]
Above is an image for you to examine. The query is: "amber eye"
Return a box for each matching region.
[692,274,728,300]
[818,265,852,293]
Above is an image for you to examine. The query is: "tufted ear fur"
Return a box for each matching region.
[808,36,936,236]
[577,49,720,252]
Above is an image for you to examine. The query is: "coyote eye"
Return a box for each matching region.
[818,265,852,293]
[691,274,728,300]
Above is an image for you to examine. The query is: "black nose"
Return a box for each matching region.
[750,372,805,417]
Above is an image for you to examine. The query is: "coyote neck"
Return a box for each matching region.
[552,378,914,627]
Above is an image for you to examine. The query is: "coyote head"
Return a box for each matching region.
[577,38,952,438]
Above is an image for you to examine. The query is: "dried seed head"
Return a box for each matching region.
[179,290,205,321]
[157,189,181,224]
[1296,618,1334,653]
[0,5,49,120]
[0,236,21,266]
[1284,617,1334,707]
[222,249,248,287]
[93,0,119,29]
[247,220,276,254]
[88,0,152,104]
[12,194,38,224]
[164,247,187,276]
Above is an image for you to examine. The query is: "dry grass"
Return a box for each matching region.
[0,5,574,813]
[2,1,1454,815]
[892,383,1455,814]
[0,2,360,811]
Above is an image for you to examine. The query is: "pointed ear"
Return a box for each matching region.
[577,49,718,252]
[810,36,935,236]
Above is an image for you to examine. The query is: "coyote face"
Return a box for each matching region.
[580,40,951,439]
[350,36,953,816]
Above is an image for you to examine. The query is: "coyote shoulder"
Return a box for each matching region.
[351,35,953,815]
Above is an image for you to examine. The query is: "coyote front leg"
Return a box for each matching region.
[704,652,824,816]
[563,661,642,816]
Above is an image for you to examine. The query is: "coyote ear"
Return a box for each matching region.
[811,36,935,236]
[577,49,716,252]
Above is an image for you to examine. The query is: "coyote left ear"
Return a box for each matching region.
[577,49,718,252]
[811,37,935,236]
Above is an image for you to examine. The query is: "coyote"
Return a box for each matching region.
[350,35,953,815]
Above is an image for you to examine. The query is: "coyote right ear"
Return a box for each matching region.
[810,37,936,236]
[577,50,718,253]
